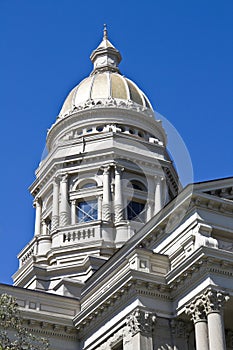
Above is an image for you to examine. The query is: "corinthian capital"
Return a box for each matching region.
[203,288,229,314]
[126,308,156,336]
[186,298,206,323]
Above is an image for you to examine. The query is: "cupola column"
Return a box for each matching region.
[51,176,60,231]
[114,165,124,222]
[71,200,76,225]
[34,198,42,236]
[59,174,69,226]
[154,176,163,215]
[102,166,111,222]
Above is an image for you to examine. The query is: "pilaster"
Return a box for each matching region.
[59,174,69,226]
[34,198,42,236]
[114,165,124,223]
[51,176,60,231]
[124,308,156,350]
[102,166,111,222]
[154,176,164,215]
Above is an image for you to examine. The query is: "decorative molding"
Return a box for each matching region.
[58,98,154,120]
[22,319,78,341]
[98,328,124,350]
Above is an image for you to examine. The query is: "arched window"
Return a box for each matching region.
[71,179,99,224]
[127,180,147,192]
[78,180,97,189]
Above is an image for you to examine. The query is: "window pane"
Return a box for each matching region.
[127,201,145,220]
[77,199,98,222]
[80,182,97,189]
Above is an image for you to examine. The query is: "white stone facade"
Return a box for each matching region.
[1,29,233,350]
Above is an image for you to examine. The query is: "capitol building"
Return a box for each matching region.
[1,27,233,350]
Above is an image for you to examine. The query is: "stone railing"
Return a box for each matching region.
[63,227,95,242]
[51,221,103,248]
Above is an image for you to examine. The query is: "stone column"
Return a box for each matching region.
[102,166,111,222]
[59,174,69,226]
[71,200,76,225]
[204,289,229,350]
[186,299,209,350]
[98,196,102,220]
[114,165,124,222]
[51,177,60,231]
[154,176,163,215]
[124,308,156,350]
[34,198,42,236]
[41,219,47,235]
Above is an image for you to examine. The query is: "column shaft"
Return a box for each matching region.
[102,166,111,221]
[114,166,124,222]
[154,176,163,214]
[208,312,226,350]
[194,320,209,350]
[34,199,42,236]
[51,177,59,231]
[60,174,69,226]
[71,200,76,225]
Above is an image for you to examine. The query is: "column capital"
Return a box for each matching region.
[186,288,229,320]
[114,164,124,174]
[101,165,111,175]
[33,197,41,208]
[126,308,156,336]
[154,175,165,182]
[52,175,60,184]
[203,288,229,314]
[61,173,69,183]
[186,298,207,323]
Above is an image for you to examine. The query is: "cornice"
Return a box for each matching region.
[22,318,78,341]
[74,273,169,336]
[30,134,171,197]
[166,246,233,298]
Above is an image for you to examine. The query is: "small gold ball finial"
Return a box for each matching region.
[103,24,108,40]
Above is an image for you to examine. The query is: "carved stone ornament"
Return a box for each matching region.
[126,308,156,336]
[186,298,207,323]
[186,288,229,323]
[203,288,230,314]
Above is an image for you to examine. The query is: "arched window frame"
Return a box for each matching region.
[70,177,102,225]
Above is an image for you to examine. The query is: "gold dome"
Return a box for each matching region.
[58,26,153,118]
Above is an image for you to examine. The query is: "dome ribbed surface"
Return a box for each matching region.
[59,72,153,118]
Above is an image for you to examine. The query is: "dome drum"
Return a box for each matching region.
[47,107,167,152]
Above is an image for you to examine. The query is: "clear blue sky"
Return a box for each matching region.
[0,0,232,284]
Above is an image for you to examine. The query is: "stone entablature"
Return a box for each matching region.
[0,284,79,335]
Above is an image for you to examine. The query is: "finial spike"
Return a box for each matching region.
[103,24,108,40]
